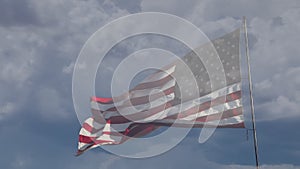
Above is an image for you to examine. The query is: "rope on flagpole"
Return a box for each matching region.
[243,16,260,169]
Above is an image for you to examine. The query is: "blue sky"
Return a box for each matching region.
[0,0,300,168]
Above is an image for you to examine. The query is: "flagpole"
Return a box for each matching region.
[243,16,260,169]
[243,16,259,169]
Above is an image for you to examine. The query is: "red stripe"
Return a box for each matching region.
[162,107,243,122]
[133,74,173,90]
[78,89,242,155]
[108,100,174,124]
[77,121,244,156]
[121,86,174,107]
[77,110,243,155]
[102,91,241,124]
[92,93,129,105]
[167,91,241,120]
[91,139,114,145]
[105,86,175,112]
[84,107,243,142]
[102,131,126,136]
[145,122,245,128]
[79,135,96,144]
[92,70,175,105]
[80,91,242,149]
[91,96,113,104]
[79,135,118,144]
[76,144,94,156]
[82,122,104,133]
[82,123,94,133]
[194,107,243,122]
[125,124,158,138]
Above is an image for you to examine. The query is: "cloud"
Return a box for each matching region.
[63,62,75,74]
[0,26,38,86]
[141,0,299,23]
[0,0,40,26]
[0,102,16,120]
[0,0,130,122]
[250,9,300,121]
[11,153,32,169]
[141,0,198,18]
[113,0,142,13]
[35,87,70,119]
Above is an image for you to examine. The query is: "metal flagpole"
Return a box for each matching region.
[243,16,260,169]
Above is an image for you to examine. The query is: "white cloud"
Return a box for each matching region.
[11,153,32,169]
[250,9,300,121]
[0,102,16,120]
[0,26,39,86]
[62,62,75,74]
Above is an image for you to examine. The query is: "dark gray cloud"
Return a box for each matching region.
[0,0,40,26]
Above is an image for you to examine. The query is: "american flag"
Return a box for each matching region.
[77,28,244,155]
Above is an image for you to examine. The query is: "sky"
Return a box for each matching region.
[0,0,300,169]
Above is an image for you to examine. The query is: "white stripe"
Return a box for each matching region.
[79,121,132,137]
[87,83,242,133]
[123,99,241,123]
[157,83,242,118]
[138,107,173,122]
[78,141,100,150]
[156,115,244,125]
[129,78,175,98]
[170,99,241,121]
[91,78,176,111]
[91,67,176,111]
[79,83,243,149]
[94,100,242,132]
[78,109,243,149]
[84,117,104,129]
[86,123,123,143]
[142,65,176,83]
[82,100,243,139]
[79,127,103,137]
[194,82,241,104]
[90,85,242,131]
[91,82,240,120]
[78,142,101,151]
[97,133,122,141]
[78,142,91,150]
[126,84,242,121]
[95,133,123,143]
[104,93,175,119]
